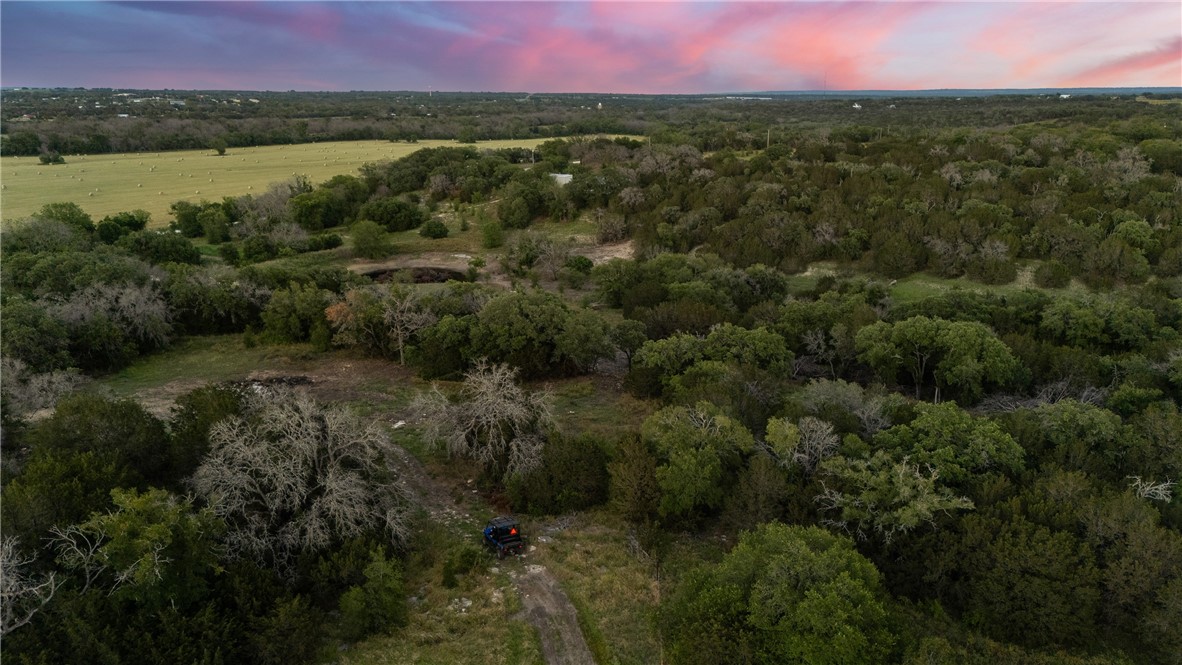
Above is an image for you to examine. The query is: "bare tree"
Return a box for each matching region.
[327,286,437,363]
[382,287,437,364]
[47,282,171,348]
[191,388,414,570]
[412,360,553,480]
[793,417,840,473]
[1,537,59,637]
[1128,476,1175,502]
[0,356,89,419]
[49,524,105,594]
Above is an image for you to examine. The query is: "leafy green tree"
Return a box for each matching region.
[359,198,427,232]
[0,298,72,372]
[1,450,136,547]
[418,218,449,238]
[1024,400,1125,476]
[169,384,245,481]
[661,523,895,665]
[480,219,505,248]
[117,230,202,265]
[856,316,1022,402]
[609,434,661,524]
[338,548,407,640]
[508,432,609,515]
[642,402,753,519]
[958,515,1100,646]
[875,403,1023,486]
[350,220,392,259]
[935,320,1020,398]
[35,202,93,234]
[260,282,331,343]
[554,309,614,372]
[169,200,204,237]
[469,290,571,378]
[26,393,171,486]
[53,488,223,610]
[198,206,230,244]
[722,452,789,531]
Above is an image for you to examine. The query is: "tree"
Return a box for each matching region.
[419,218,449,239]
[469,290,572,378]
[1,449,136,546]
[958,515,1101,646]
[766,416,839,475]
[856,316,1022,402]
[211,137,228,156]
[25,393,172,486]
[642,402,754,519]
[874,402,1024,486]
[337,547,407,641]
[52,488,223,609]
[817,450,974,544]
[661,523,895,665]
[554,309,614,372]
[191,388,414,569]
[350,220,392,260]
[35,202,93,233]
[169,384,246,481]
[413,360,553,483]
[0,299,73,372]
[359,198,427,232]
[0,538,58,638]
[609,434,661,524]
[260,282,331,343]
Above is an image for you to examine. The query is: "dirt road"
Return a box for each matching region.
[515,564,597,665]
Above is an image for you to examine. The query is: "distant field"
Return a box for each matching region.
[0,138,552,227]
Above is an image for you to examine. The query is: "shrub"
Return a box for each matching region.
[419,219,449,239]
[508,432,610,515]
[481,220,505,248]
[351,220,392,259]
[1034,260,1072,288]
[338,548,408,641]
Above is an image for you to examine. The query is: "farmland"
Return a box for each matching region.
[0,138,551,226]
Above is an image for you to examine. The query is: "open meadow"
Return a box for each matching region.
[0,138,551,227]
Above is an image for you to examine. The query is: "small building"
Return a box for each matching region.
[550,173,573,186]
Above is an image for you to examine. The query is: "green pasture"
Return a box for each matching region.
[0,138,552,227]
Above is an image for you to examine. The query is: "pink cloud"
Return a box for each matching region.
[1062,36,1182,87]
[750,2,929,90]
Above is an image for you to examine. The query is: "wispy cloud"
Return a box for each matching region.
[1,1,1178,91]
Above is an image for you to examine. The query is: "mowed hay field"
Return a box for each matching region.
[0,138,551,227]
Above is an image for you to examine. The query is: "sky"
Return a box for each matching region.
[1,1,1179,93]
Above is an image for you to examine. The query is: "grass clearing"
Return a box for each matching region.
[526,511,725,665]
[548,376,655,441]
[343,528,544,665]
[1,138,553,226]
[98,335,318,397]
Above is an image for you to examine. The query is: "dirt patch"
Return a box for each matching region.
[514,564,597,665]
[348,252,514,289]
[581,240,634,265]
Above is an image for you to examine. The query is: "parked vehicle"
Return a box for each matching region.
[482,516,525,559]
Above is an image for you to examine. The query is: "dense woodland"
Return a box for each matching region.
[2,92,1182,664]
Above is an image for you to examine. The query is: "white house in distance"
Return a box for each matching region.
[550,173,573,186]
[852,103,862,110]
